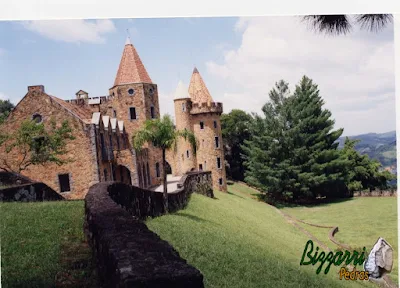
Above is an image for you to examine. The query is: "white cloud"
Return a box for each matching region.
[206,16,395,136]
[21,19,116,44]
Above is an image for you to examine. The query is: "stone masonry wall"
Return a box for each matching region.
[84,181,205,288]
[109,171,214,219]
[0,89,96,199]
[191,113,227,192]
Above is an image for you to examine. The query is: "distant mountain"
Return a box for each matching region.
[337,131,397,169]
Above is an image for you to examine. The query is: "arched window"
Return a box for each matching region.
[32,113,42,124]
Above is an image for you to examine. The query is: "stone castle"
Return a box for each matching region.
[0,38,227,199]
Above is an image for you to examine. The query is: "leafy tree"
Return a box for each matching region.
[221,109,253,181]
[133,115,197,213]
[341,137,395,192]
[303,14,393,35]
[0,99,14,125]
[0,119,75,173]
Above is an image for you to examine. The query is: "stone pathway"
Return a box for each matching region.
[150,174,183,194]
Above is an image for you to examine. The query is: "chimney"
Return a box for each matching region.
[28,85,45,93]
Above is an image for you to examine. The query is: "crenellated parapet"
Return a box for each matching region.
[189,102,223,115]
[65,96,112,106]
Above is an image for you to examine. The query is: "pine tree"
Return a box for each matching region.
[243,80,294,200]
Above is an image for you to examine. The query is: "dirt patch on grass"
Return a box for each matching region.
[55,237,98,288]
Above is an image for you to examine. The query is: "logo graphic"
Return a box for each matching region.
[364,237,393,283]
[300,237,394,282]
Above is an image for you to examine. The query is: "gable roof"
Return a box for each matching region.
[49,95,93,124]
[114,37,152,86]
[188,67,214,105]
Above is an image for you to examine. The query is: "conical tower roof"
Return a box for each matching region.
[173,81,189,99]
[114,37,152,86]
[188,67,213,105]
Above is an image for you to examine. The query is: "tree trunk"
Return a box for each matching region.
[162,148,168,214]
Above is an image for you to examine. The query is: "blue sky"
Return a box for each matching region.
[0,16,395,136]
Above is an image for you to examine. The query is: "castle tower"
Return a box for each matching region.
[173,81,196,174]
[107,37,163,188]
[188,68,227,192]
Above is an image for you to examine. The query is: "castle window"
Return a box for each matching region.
[32,113,42,124]
[219,178,223,186]
[199,164,203,171]
[200,121,204,130]
[214,120,217,128]
[217,157,221,169]
[116,134,120,150]
[187,150,190,158]
[58,173,71,193]
[149,87,154,95]
[215,136,219,148]
[182,103,186,112]
[32,136,47,155]
[204,161,207,170]
[146,163,151,185]
[128,88,135,95]
[156,162,160,177]
[150,106,155,119]
[113,109,117,118]
[129,107,137,120]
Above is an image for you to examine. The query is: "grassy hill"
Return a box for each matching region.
[147,183,393,288]
[337,131,396,169]
[1,183,396,287]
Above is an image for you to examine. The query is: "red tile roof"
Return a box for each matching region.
[188,67,214,105]
[114,38,152,86]
[49,95,93,124]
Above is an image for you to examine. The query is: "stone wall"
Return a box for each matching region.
[109,171,214,220]
[0,172,64,201]
[84,181,205,288]
[353,190,397,197]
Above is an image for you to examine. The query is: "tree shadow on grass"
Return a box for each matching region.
[227,191,245,199]
[263,195,356,209]
[173,212,210,223]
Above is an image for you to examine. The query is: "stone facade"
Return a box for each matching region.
[167,69,227,192]
[0,38,227,198]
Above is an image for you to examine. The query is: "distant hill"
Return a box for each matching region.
[337,131,397,170]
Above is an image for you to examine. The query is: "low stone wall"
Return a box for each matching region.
[84,182,204,288]
[353,190,397,197]
[0,172,64,202]
[109,171,214,219]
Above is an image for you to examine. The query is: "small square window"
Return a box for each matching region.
[130,107,137,120]
[200,121,204,130]
[217,157,221,169]
[214,121,217,128]
[58,174,71,193]
[219,178,223,185]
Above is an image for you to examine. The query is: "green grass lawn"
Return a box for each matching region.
[147,183,375,288]
[0,200,96,288]
[281,196,398,285]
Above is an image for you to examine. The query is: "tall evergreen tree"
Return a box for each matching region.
[288,76,348,199]
[244,76,349,202]
[243,80,294,200]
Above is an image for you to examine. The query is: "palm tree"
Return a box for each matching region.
[133,114,197,213]
[302,14,393,35]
